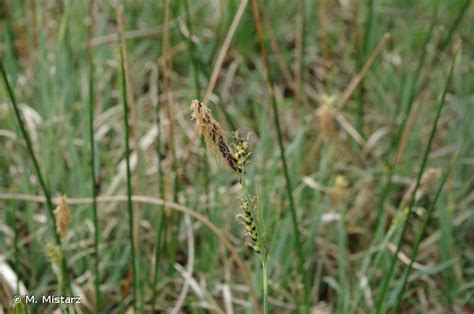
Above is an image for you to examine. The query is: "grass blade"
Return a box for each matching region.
[356,0,375,133]
[118,37,138,313]
[352,7,441,309]
[438,0,471,52]
[0,60,73,297]
[394,152,459,311]
[87,0,101,311]
[150,65,166,311]
[374,42,460,314]
[249,0,309,311]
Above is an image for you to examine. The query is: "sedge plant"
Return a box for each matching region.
[191,100,269,313]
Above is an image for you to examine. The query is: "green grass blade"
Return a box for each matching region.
[118,45,138,312]
[151,69,166,311]
[249,0,309,311]
[374,42,460,314]
[87,1,101,310]
[352,4,440,309]
[356,0,375,133]
[394,152,459,311]
[438,0,471,52]
[0,60,73,297]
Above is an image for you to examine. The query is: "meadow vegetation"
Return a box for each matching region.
[0,0,473,313]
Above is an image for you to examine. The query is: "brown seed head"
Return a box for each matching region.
[191,100,239,172]
[54,195,71,238]
[317,104,336,139]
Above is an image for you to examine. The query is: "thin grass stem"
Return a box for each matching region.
[183,0,202,98]
[394,152,458,311]
[118,44,138,312]
[87,1,101,311]
[151,67,166,311]
[261,257,268,314]
[374,42,459,314]
[356,0,375,133]
[352,8,441,308]
[438,0,470,51]
[249,1,309,311]
[337,204,349,313]
[0,60,72,297]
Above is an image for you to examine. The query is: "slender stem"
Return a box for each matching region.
[87,1,101,311]
[394,153,457,311]
[240,177,267,313]
[152,213,165,310]
[361,0,375,58]
[377,0,438,239]
[249,1,309,311]
[119,46,138,311]
[182,0,211,219]
[161,0,180,274]
[183,0,201,98]
[356,0,374,133]
[1,61,58,247]
[13,206,20,294]
[261,257,268,314]
[295,0,305,108]
[374,42,459,314]
[0,60,72,296]
[151,69,166,311]
[337,204,348,313]
[438,0,470,51]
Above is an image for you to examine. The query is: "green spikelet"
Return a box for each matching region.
[238,196,261,254]
[45,242,63,266]
[232,131,251,174]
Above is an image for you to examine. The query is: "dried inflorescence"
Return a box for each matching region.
[401,168,442,207]
[317,104,336,139]
[191,99,262,255]
[54,195,71,238]
[191,100,239,172]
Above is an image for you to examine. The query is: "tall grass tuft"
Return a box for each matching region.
[374,42,460,314]
[249,0,309,311]
[0,61,72,296]
[353,4,441,308]
[394,153,458,311]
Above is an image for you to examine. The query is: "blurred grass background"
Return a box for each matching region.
[0,0,473,313]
